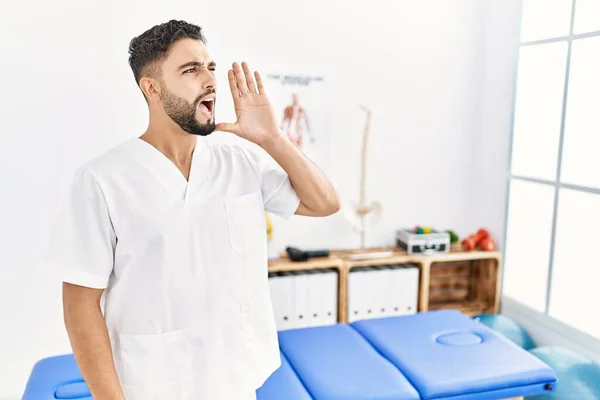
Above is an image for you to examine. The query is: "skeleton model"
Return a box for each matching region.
[343,104,382,248]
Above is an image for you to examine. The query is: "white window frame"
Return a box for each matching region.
[502,0,600,352]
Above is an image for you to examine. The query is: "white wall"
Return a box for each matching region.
[475,0,523,250]
[0,0,520,397]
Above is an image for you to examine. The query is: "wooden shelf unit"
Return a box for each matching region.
[268,245,502,324]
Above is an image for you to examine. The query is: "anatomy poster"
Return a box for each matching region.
[263,73,331,173]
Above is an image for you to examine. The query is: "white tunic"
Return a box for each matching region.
[40,136,300,399]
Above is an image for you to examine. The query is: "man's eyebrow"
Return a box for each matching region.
[177,60,217,70]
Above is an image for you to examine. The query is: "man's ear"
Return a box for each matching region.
[139,77,160,99]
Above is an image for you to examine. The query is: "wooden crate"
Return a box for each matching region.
[427,256,500,316]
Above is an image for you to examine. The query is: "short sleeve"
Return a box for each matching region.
[247,148,300,220]
[38,167,116,289]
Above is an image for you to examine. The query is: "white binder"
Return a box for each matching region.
[305,270,321,328]
[375,265,391,318]
[292,271,310,329]
[390,265,404,316]
[268,272,282,330]
[380,266,395,318]
[401,264,419,315]
[348,268,359,322]
[321,269,338,325]
[386,265,400,317]
[365,266,378,319]
[277,271,296,330]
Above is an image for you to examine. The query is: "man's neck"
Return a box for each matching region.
[140,127,197,168]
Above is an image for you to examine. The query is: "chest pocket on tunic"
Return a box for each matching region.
[223,192,268,294]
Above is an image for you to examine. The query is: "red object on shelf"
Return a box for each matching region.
[478,236,497,251]
[461,229,493,251]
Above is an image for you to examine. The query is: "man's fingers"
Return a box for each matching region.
[242,62,258,94]
[255,71,265,94]
[227,70,241,99]
[215,122,241,134]
[232,62,249,95]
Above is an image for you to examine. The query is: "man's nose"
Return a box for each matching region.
[202,73,216,91]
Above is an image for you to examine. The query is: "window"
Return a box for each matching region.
[560,36,600,188]
[504,0,600,339]
[573,0,600,34]
[510,42,567,181]
[550,188,600,338]
[504,180,555,312]
[519,0,572,42]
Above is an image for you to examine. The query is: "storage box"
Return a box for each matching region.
[396,229,450,255]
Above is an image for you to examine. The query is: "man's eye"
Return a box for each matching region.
[184,68,196,74]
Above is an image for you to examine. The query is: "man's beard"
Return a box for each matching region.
[160,84,215,136]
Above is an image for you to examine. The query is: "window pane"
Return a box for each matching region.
[503,179,555,312]
[560,37,600,189]
[549,188,600,339]
[520,0,573,42]
[511,42,568,181]
[574,0,600,34]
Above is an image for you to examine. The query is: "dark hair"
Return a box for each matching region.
[128,20,206,86]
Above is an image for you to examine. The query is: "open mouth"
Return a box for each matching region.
[198,98,214,115]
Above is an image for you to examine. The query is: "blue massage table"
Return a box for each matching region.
[23,310,557,399]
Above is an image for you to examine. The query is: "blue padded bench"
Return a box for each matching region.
[256,352,312,400]
[22,310,557,399]
[351,310,558,400]
[23,352,310,400]
[23,354,92,400]
[278,323,420,400]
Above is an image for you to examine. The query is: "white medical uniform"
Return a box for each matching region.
[40,136,300,399]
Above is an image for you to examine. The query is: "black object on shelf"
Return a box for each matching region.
[286,246,330,262]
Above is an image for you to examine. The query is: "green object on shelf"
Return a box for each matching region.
[416,227,424,234]
[446,230,459,244]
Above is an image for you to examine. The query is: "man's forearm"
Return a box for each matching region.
[261,133,339,216]
[64,299,125,400]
